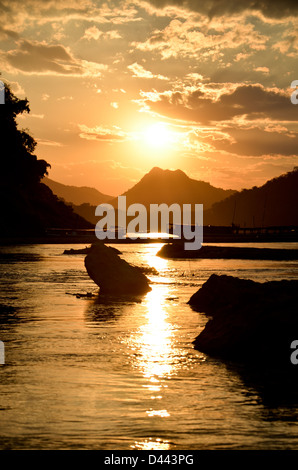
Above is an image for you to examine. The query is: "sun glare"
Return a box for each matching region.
[143,122,174,148]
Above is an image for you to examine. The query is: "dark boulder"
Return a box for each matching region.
[64,245,121,255]
[64,247,91,255]
[189,274,298,365]
[84,242,151,296]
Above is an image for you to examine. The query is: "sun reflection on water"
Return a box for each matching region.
[146,409,170,417]
[135,286,176,383]
[131,438,172,450]
[126,283,178,431]
[141,243,169,274]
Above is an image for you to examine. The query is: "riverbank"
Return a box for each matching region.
[157,243,298,260]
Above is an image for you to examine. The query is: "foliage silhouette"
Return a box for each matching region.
[204,168,298,227]
[0,84,50,186]
[0,84,92,236]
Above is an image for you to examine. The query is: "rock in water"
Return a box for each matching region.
[158,243,298,260]
[84,243,151,295]
[189,274,298,365]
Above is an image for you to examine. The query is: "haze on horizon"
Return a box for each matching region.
[1,0,297,196]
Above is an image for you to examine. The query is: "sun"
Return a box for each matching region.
[143,122,173,148]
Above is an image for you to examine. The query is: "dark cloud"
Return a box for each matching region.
[0,1,11,12]
[210,127,298,156]
[3,39,105,76]
[145,0,298,18]
[0,25,19,39]
[143,84,297,124]
[5,40,76,74]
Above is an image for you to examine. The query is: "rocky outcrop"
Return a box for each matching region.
[189,274,298,365]
[158,242,298,260]
[64,247,91,255]
[64,245,121,255]
[84,242,151,295]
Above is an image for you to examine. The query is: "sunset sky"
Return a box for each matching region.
[1,0,298,196]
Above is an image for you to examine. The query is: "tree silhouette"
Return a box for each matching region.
[0,84,50,186]
[0,83,92,236]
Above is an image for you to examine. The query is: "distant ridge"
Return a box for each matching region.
[43,167,298,230]
[43,177,113,206]
[68,167,236,225]
[0,182,93,237]
[204,167,298,227]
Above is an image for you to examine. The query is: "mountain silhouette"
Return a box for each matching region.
[74,167,236,225]
[204,167,298,227]
[43,177,113,206]
[111,167,236,209]
[1,183,93,237]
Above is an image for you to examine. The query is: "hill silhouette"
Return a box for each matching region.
[113,167,236,210]
[43,177,112,206]
[1,183,93,237]
[204,167,298,227]
[0,84,92,237]
[74,167,236,225]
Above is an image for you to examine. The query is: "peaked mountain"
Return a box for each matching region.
[111,167,236,210]
[43,177,113,206]
[204,167,298,227]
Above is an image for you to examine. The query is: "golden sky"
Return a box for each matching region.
[1,0,298,196]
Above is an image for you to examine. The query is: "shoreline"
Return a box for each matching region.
[1,236,298,260]
[1,232,298,246]
[157,243,298,260]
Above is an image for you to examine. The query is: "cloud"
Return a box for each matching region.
[3,79,25,95]
[136,82,298,159]
[0,25,19,39]
[138,83,298,124]
[1,39,107,76]
[83,26,102,41]
[78,124,129,142]
[0,0,143,33]
[254,66,270,74]
[127,62,168,80]
[272,29,298,56]
[18,112,44,119]
[141,0,298,19]
[221,127,298,156]
[36,138,64,147]
[82,26,122,41]
[132,17,269,60]
[188,125,298,157]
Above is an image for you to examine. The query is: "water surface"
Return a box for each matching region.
[0,243,298,450]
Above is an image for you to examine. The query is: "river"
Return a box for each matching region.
[0,242,298,450]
